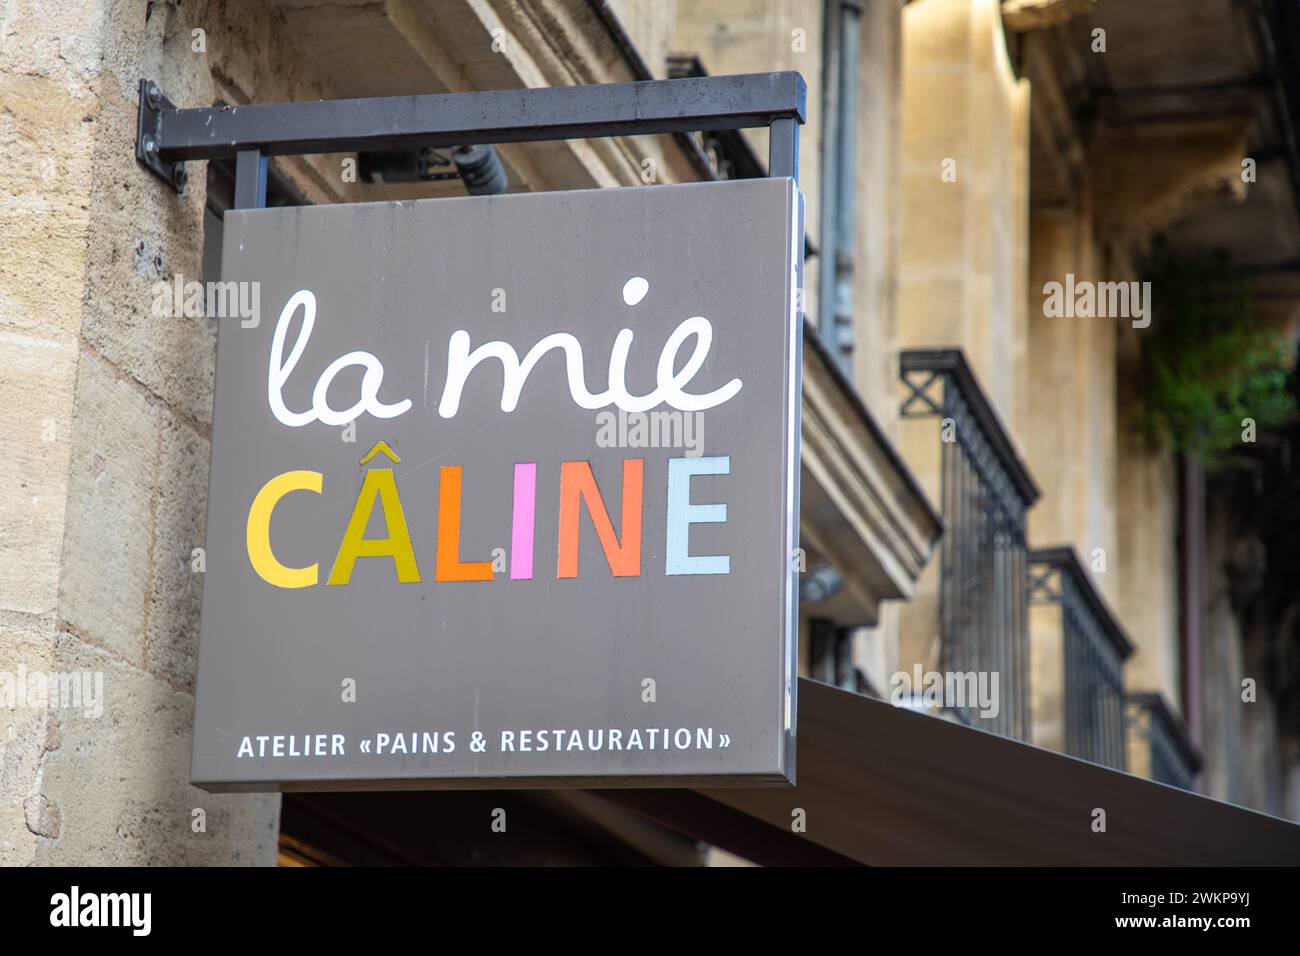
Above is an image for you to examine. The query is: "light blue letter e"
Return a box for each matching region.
[665,455,731,576]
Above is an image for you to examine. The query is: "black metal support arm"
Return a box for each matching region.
[135,72,806,206]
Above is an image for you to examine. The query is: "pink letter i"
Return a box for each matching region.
[510,462,537,580]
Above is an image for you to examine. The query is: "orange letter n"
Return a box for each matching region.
[557,460,643,578]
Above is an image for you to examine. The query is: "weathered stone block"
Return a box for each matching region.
[145,410,211,689]
[0,334,78,615]
[33,636,279,865]
[58,352,158,663]
[0,610,59,866]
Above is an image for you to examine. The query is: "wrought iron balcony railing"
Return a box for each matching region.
[900,349,1041,740]
[1127,692,1202,791]
[1029,547,1134,770]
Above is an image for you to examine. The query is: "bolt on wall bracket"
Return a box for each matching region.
[135,79,188,195]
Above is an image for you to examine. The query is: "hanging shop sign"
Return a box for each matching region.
[190,178,802,789]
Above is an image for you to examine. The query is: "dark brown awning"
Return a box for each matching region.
[602,679,1300,865]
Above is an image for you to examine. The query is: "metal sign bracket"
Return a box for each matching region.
[133,72,805,209]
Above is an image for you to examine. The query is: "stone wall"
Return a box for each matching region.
[0,0,353,866]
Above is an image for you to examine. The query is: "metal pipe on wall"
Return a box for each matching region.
[1179,453,1205,783]
[833,1,861,373]
[819,0,862,379]
[818,0,840,346]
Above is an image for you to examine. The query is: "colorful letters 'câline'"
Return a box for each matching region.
[245,455,733,588]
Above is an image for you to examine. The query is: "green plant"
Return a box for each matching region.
[1134,245,1296,463]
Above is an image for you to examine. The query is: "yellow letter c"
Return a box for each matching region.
[246,470,323,588]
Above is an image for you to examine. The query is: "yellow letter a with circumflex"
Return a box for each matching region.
[327,468,422,585]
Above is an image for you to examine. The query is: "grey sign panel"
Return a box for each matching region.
[191,178,801,790]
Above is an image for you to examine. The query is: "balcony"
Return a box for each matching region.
[899,349,1040,740]
[801,327,944,659]
[1128,692,1202,791]
[1029,547,1134,770]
